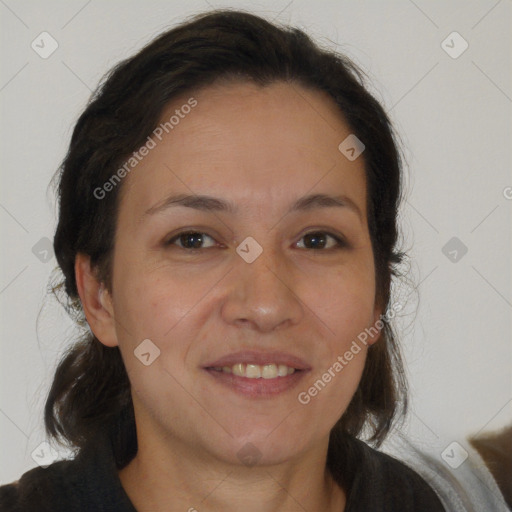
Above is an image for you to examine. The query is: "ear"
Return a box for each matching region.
[75,253,119,347]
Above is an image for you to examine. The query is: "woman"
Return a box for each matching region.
[0,9,448,511]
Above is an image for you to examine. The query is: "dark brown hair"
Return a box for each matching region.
[47,8,407,474]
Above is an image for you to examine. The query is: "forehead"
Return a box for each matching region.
[118,80,367,219]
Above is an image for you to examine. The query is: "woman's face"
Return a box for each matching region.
[104,81,381,466]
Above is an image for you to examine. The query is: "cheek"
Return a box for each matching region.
[110,260,224,385]
[112,261,206,341]
[111,268,199,419]
[307,263,377,343]
[297,290,370,427]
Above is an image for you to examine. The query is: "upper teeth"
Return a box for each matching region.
[212,363,296,379]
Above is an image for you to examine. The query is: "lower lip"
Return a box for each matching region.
[204,368,308,398]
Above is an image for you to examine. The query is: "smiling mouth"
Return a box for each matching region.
[203,364,308,398]
[208,363,297,379]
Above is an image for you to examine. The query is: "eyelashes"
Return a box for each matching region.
[296,231,347,250]
[165,231,217,250]
[164,230,349,252]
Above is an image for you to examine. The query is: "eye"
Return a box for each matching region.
[164,230,347,252]
[296,231,347,250]
[165,231,217,250]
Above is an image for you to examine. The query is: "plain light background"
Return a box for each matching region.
[1,0,511,484]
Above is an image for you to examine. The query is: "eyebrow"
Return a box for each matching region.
[143,192,363,221]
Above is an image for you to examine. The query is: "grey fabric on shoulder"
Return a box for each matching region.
[381,434,510,512]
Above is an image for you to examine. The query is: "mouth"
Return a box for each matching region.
[209,363,298,379]
[202,351,311,398]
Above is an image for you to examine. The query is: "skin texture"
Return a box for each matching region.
[76,81,382,512]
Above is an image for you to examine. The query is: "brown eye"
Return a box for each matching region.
[297,232,346,250]
[166,231,217,250]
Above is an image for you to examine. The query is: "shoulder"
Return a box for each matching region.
[0,458,80,512]
[381,436,511,512]
[368,440,437,485]
[0,439,136,512]
[345,438,446,511]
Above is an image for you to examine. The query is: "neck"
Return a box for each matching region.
[118,423,346,512]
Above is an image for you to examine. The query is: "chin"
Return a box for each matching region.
[224,430,312,467]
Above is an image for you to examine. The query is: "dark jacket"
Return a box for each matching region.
[0,433,445,511]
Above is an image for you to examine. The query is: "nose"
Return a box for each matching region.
[221,242,305,333]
